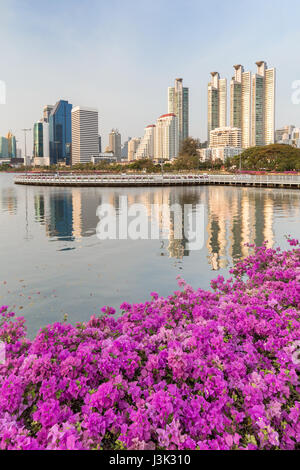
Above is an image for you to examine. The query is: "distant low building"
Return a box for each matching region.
[91,153,117,164]
[275,125,300,148]
[10,158,24,167]
[210,127,242,148]
[199,146,242,163]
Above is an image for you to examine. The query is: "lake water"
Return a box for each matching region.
[0,173,299,337]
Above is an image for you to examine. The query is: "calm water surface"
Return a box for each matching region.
[0,173,299,336]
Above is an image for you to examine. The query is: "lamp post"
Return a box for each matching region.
[21,128,31,169]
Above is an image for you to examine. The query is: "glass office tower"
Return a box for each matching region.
[33,122,44,158]
[49,100,72,165]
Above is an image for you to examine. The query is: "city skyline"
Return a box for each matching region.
[1,0,300,155]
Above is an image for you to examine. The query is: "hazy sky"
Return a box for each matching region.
[1,0,300,154]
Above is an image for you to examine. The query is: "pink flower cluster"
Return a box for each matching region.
[0,241,299,450]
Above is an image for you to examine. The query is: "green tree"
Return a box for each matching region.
[233,144,300,171]
[179,137,200,157]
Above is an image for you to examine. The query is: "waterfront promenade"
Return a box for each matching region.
[14,173,300,189]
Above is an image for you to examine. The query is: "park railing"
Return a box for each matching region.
[14,173,300,187]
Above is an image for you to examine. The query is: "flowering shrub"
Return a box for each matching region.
[0,241,299,450]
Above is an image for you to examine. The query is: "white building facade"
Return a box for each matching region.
[230,61,276,149]
[155,113,178,161]
[128,137,141,161]
[71,107,99,165]
[135,125,156,160]
[210,127,242,148]
[207,72,227,144]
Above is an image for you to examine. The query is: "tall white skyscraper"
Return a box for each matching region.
[71,107,99,164]
[207,72,227,144]
[230,61,276,149]
[135,125,156,160]
[261,62,276,145]
[168,78,189,148]
[155,113,178,160]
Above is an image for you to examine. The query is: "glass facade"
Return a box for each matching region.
[230,81,242,129]
[49,100,72,165]
[252,75,264,146]
[33,122,44,158]
[0,137,9,158]
[207,86,219,143]
[168,80,189,147]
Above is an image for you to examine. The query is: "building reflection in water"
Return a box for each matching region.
[0,188,17,215]
[30,186,299,269]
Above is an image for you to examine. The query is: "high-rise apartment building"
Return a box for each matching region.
[210,127,242,148]
[71,107,99,165]
[128,137,141,161]
[207,72,227,144]
[168,78,189,148]
[135,125,156,160]
[230,62,276,148]
[49,100,72,165]
[155,113,178,160]
[262,63,276,145]
[109,129,122,161]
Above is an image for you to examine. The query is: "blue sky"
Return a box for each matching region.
[1,0,300,153]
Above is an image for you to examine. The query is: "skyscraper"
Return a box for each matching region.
[168,78,189,148]
[71,107,99,165]
[33,121,50,165]
[260,61,276,145]
[207,73,227,144]
[49,100,72,165]
[230,62,276,149]
[231,65,252,148]
[6,131,17,158]
[0,137,8,159]
[155,113,178,160]
[135,125,156,160]
[109,129,122,161]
